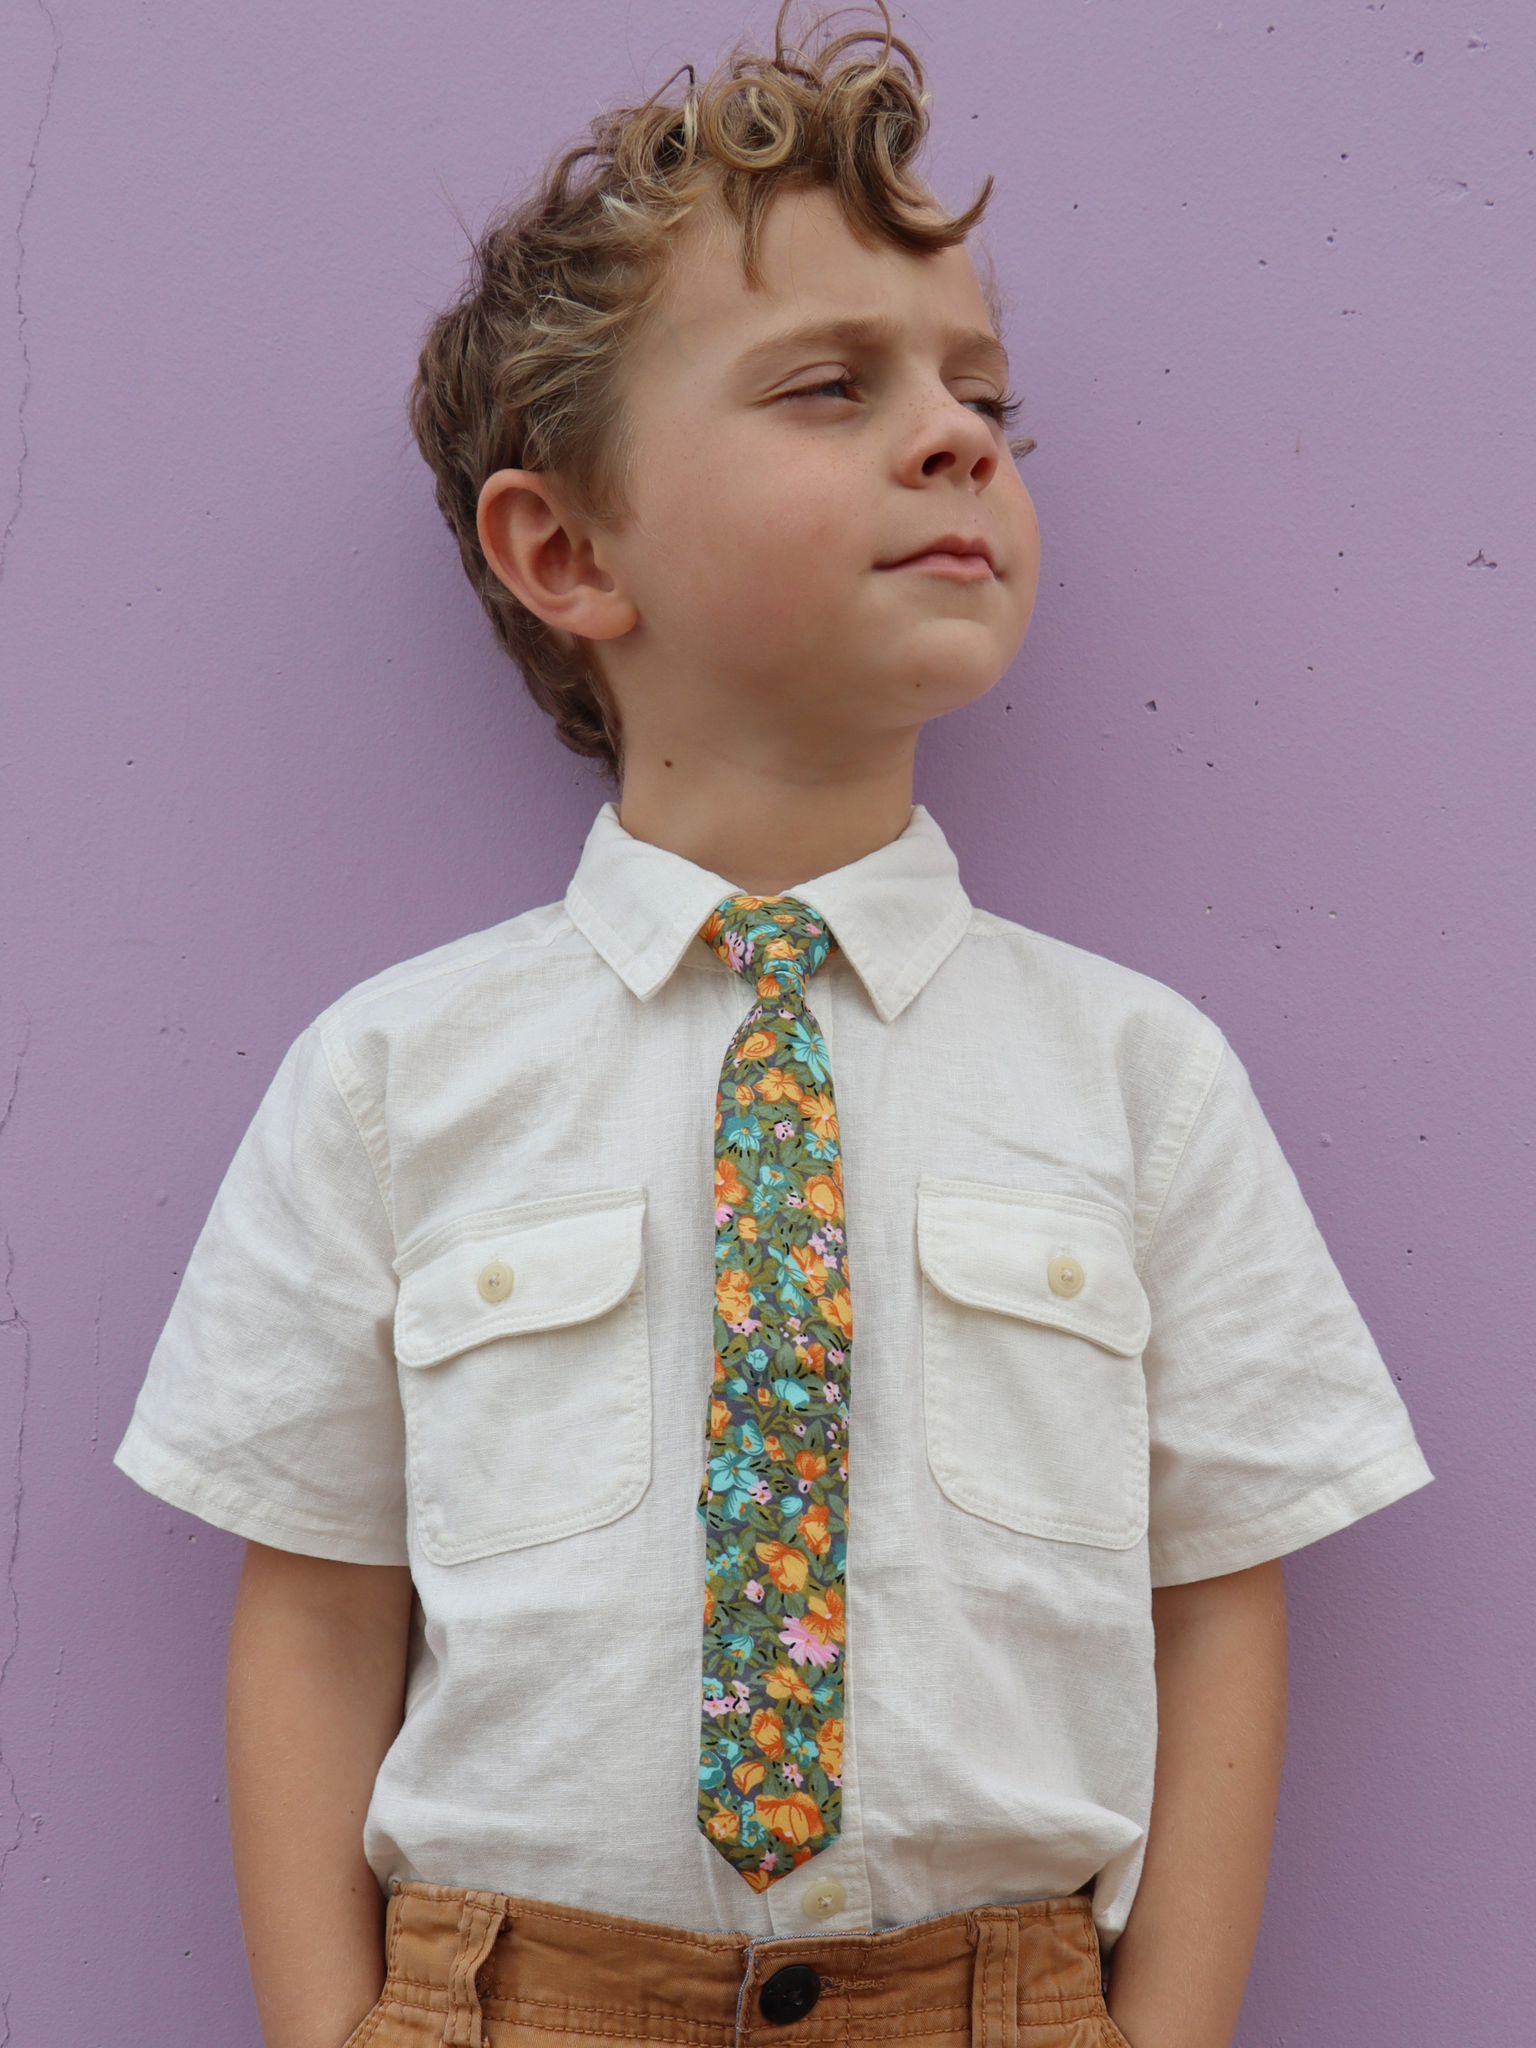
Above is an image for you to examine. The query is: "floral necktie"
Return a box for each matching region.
[696,895,850,1890]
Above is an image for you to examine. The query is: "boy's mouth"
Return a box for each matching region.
[878,535,997,583]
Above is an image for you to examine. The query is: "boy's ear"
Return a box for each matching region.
[476,470,637,643]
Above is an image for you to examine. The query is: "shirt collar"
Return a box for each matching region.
[564,803,972,1025]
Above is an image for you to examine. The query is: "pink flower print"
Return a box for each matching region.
[828,1348,845,1365]
[723,934,749,973]
[774,1120,795,1140]
[760,1854,778,1873]
[792,1423,807,1438]
[822,1382,840,1403]
[714,1205,731,1226]
[785,1194,804,1208]
[797,1479,813,1495]
[779,1616,840,1668]
[782,1762,804,1787]
[745,1579,765,1604]
[749,1479,774,1505]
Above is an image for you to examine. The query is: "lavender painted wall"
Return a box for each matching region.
[1,1,1530,2038]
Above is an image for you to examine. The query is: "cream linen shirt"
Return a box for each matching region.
[116,804,1430,1945]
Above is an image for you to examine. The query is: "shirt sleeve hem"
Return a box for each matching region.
[112,1419,409,1567]
[1147,1438,1434,1587]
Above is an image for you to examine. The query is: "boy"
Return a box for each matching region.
[115,13,1431,2048]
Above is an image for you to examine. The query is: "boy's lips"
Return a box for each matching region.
[877,535,997,582]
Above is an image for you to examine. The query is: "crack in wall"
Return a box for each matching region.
[0,1016,34,2048]
[0,0,62,594]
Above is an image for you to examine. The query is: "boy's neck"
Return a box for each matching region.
[616,728,919,897]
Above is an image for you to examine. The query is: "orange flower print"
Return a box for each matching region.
[755,1540,809,1593]
[793,1449,827,1482]
[709,1398,731,1439]
[764,937,798,960]
[806,1342,826,1374]
[801,1091,838,1142]
[789,1245,829,1296]
[740,1869,776,1894]
[763,1434,786,1462]
[827,1288,854,1341]
[755,1790,825,1846]
[732,1759,767,1793]
[700,910,725,947]
[715,1158,747,1208]
[766,1661,814,1707]
[737,1215,759,1242]
[755,1386,773,1407]
[734,1083,754,1107]
[800,1503,831,1555]
[703,1585,715,1625]
[750,1709,785,1758]
[706,1805,740,1843]
[715,1268,752,1324]
[804,1587,846,1648]
[816,1718,843,1777]
[737,1030,777,1063]
[756,974,782,1000]
[802,1175,843,1225]
[712,1352,726,1385]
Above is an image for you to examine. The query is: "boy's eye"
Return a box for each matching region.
[780,377,857,404]
[966,392,1022,428]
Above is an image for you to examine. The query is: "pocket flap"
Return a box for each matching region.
[393,1187,646,1370]
[917,1180,1150,1357]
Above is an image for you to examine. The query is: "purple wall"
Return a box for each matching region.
[1,2,1530,2038]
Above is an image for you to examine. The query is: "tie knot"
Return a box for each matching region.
[701,895,835,999]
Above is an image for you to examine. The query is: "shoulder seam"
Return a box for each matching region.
[329,908,575,1022]
[316,1016,397,1247]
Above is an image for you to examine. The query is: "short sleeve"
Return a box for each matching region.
[114,1022,407,1564]
[1141,1038,1431,1586]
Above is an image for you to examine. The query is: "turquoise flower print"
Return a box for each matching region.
[771,1377,810,1409]
[785,1019,831,1084]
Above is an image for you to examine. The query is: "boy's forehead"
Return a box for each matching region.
[649,186,998,371]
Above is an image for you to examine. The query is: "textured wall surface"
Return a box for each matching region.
[1,2,1531,2039]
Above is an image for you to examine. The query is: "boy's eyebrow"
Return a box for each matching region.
[733,315,1010,381]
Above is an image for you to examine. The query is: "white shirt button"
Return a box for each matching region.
[477,1259,515,1304]
[1047,1252,1085,1298]
[800,1877,846,1920]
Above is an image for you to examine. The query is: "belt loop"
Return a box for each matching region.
[969,1911,1019,2048]
[443,1890,508,2047]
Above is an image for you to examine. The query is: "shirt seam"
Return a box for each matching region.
[1132,1026,1227,1275]
[318,1015,398,1248]
[329,909,575,1023]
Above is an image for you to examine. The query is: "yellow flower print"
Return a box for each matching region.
[755,1067,802,1104]
[789,1245,828,1296]
[755,1540,809,1592]
[737,1215,759,1242]
[766,1661,814,1707]
[703,1585,715,1626]
[827,1288,853,1341]
[802,1176,843,1225]
[706,1805,740,1842]
[732,1759,767,1793]
[756,974,782,1000]
[734,1083,754,1107]
[765,937,799,960]
[816,1718,843,1777]
[801,1091,838,1142]
[737,1030,777,1063]
[716,1268,752,1323]
[715,1158,747,1208]
[755,1790,825,1846]
[750,1709,785,1757]
[709,1399,731,1440]
[800,1503,831,1555]
[804,1587,846,1649]
[763,1433,786,1462]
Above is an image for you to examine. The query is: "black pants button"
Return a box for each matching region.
[759,1963,822,2025]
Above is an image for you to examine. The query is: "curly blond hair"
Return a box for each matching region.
[409,4,998,777]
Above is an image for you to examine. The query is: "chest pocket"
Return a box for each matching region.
[918,1180,1151,1549]
[393,1187,650,1566]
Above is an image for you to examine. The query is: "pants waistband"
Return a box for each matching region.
[361,1884,1111,2048]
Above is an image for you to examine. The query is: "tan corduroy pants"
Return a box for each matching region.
[343,1884,1130,2048]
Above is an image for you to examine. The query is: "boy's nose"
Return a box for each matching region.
[909,407,1000,490]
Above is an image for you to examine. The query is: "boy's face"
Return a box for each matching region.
[595,184,1039,755]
